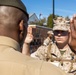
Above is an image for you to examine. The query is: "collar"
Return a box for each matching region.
[0,36,20,51]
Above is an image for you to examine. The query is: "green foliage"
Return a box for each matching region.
[47,14,61,28]
[47,14,53,28]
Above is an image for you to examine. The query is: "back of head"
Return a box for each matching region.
[0,6,24,27]
[0,0,29,44]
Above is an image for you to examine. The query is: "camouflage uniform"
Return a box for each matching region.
[50,43,76,73]
[31,17,76,74]
[31,43,76,74]
[52,17,76,74]
[31,45,48,60]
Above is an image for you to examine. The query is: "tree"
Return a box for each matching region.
[47,14,53,28]
[47,14,64,28]
[47,14,59,28]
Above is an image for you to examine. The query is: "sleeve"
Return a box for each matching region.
[31,51,40,60]
[31,46,48,61]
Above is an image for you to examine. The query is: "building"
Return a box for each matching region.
[28,24,52,53]
[28,13,39,24]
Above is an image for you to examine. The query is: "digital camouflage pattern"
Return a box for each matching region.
[31,43,76,74]
[53,17,70,31]
[31,17,76,74]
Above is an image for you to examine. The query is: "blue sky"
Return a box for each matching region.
[22,0,76,19]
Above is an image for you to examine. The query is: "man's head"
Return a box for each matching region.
[0,0,29,47]
[53,17,70,44]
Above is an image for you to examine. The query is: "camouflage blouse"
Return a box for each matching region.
[31,43,76,74]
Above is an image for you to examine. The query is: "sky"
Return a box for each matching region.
[22,0,76,19]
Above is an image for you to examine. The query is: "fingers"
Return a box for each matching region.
[70,14,76,23]
[73,14,76,19]
[69,14,76,50]
[70,14,76,32]
[24,26,34,44]
[27,26,32,34]
[70,16,74,30]
[24,33,33,44]
[70,14,76,39]
[73,15,76,30]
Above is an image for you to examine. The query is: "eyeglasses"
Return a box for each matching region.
[53,30,68,36]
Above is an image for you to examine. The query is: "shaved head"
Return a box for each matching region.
[0,6,28,46]
[0,6,27,29]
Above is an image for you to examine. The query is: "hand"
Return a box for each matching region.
[24,26,33,44]
[69,14,76,51]
[22,26,33,55]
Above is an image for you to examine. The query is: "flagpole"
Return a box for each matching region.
[52,0,55,27]
[52,0,55,43]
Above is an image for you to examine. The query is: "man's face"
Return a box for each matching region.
[53,30,69,44]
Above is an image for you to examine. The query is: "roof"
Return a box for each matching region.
[29,13,39,20]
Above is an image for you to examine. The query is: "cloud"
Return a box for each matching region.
[55,8,75,14]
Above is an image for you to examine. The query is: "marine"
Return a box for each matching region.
[31,17,76,75]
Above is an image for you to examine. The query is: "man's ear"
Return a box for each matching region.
[19,20,24,31]
[19,20,24,40]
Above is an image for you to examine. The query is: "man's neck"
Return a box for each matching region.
[56,43,68,49]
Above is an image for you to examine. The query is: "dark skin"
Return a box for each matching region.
[69,14,76,52]
[0,6,28,48]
